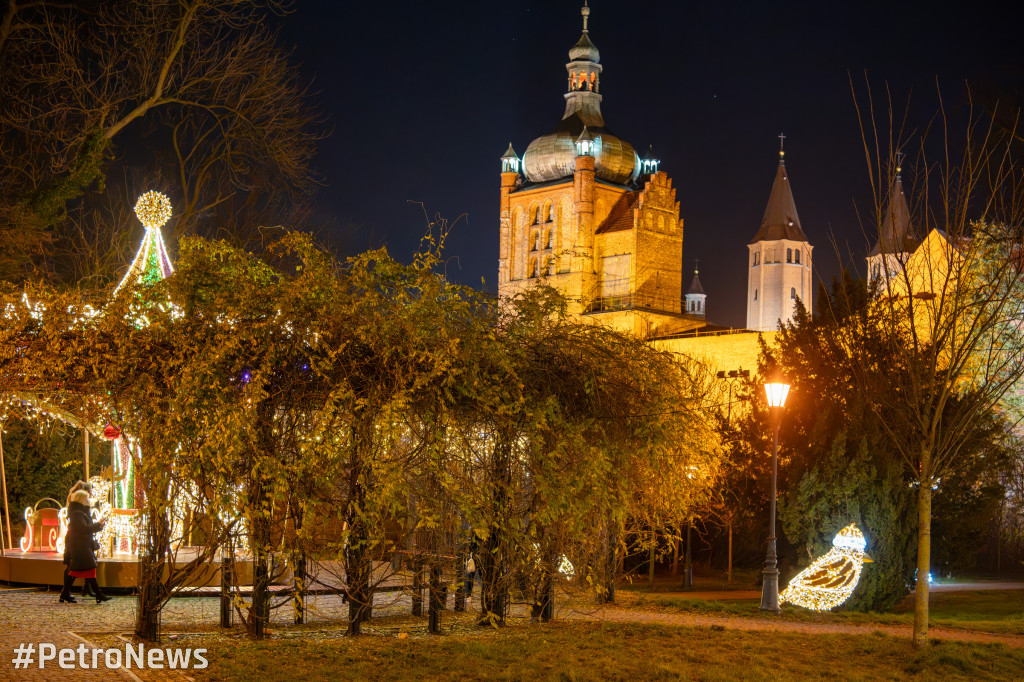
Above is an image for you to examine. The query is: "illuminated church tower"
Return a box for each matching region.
[746,140,813,331]
[866,155,917,285]
[498,3,697,338]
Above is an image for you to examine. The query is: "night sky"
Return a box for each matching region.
[279,1,1023,328]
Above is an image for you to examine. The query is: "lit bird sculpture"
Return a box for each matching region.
[779,523,873,611]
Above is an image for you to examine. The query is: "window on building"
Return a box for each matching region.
[753,252,760,266]
[791,287,797,300]
[531,231,539,251]
[548,205,555,222]
[531,259,539,277]
[754,289,758,301]
[786,248,792,263]
[547,230,554,248]
[795,249,801,264]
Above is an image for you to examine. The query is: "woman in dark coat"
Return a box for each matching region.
[59,490,109,604]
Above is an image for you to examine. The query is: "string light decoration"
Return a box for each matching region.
[779,523,873,611]
[134,190,172,229]
[113,191,175,295]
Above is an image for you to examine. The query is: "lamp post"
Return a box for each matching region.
[760,378,790,613]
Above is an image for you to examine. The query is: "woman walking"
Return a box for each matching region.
[59,489,109,604]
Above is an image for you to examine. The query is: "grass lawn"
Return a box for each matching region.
[618,569,762,594]
[158,620,1023,681]
[626,589,1024,635]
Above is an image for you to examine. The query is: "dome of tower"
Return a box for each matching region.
[522,119,639,185]
[569,32,600,62]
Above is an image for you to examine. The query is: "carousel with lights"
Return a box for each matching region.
[0,192,249,588]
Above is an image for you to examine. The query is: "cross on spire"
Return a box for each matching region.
[694,259,700,274]
[778,132,786,161]
[581,1,590,32]
[896,150,905,177]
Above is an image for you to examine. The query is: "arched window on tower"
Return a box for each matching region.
[753,252,760,267]
[589,72,597,91]
[795,249,801,264]
[531,230,540,251]
[548,204,555,223]
[786,248,792,263]
[547,229,555,248]
[791,287,797,300]
[531,259,539,278]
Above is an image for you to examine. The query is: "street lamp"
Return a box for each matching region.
[760,377,790,613]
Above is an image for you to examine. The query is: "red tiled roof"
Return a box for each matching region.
[596,191,637,233]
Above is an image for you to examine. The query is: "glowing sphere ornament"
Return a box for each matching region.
[134,190,172,230]
[779,523,873,611]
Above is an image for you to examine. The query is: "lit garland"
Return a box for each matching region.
[779,523,873,611]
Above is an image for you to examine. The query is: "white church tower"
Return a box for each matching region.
[746,138,813,331]
[685,264,706,319]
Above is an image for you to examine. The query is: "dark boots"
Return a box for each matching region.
[59,574,77,603]
[85,578,110,603]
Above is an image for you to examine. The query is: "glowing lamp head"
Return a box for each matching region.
[575,126,596,157]
[134,191,172,230]
[764,380,790,408]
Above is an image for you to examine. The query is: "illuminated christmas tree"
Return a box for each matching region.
[113,191,175,295]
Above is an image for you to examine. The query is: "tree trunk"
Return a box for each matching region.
[454,549,467,612]
[479,431,512,626]
[671,525,680,577]
[251,551,269,639]
[597,519,618,604]
[683,523,693,590]
[648,530,656,586]
[134,502,169,642]
[727,522,733,583]
[411,559,423,616]
[293,551,306,625]
[913,479,933,648]
[220,554,233,628]
[346,416,374,636]
[428,562,443,633]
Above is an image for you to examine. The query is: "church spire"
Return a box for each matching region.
[685,262,707,318]
[563,3,603,126]
[750,143,807,244]
[868,151,915,257]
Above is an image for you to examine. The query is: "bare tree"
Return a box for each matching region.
[845,77,1024,647]
[0,0,322,282]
